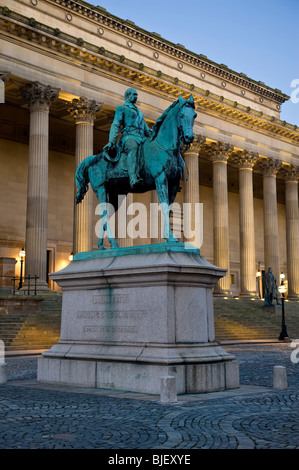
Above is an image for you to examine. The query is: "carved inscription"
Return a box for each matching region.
[92,294,129,304]
[77,307,147,336]
[77,310,147,320]
[83,326,138,334]
[78,293,145,336]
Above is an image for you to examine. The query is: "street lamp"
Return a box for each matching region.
[278,274,288,341]
[18,248,25,289]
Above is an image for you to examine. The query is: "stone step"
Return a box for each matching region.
[213,297,299,341]
[0,310,61,350]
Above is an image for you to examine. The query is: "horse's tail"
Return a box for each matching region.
[75,154,99,204]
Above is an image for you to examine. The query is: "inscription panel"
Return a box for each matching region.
[76,307,147,340]
[83,326,138,334]
[61,286,171,343]
[92,294,129,305]
[77,310,146,320]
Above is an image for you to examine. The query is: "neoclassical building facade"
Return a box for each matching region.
[0,0,299,299]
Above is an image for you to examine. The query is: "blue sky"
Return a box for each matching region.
[85,0,299,126]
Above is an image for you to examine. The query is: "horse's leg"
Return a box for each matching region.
[95,187,119,250]
[155,173,178,243]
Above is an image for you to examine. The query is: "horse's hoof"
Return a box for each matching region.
[108,239,120,249]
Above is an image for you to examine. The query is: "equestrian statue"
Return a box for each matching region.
[75,88,197,249]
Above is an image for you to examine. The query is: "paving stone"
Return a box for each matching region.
[0,343,298,449]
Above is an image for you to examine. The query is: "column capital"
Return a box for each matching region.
[230,150,259,169]
[259,158,282,176]
[206,141,233,163]
[281,164,299,182]
[20,81,59,111]
[69,96,102,123]
[183,134,206,156]
[0,72,10,82]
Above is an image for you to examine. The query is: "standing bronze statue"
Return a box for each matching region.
[75,89,197,249]
[264,267,280,306]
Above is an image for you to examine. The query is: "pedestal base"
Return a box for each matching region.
[37,244,239,394]
[0,363,7,384]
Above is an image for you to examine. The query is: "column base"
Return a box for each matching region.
[213,290,232,297]
[238,292,259,299]
[21,281,51,294]
[287,294,299,301]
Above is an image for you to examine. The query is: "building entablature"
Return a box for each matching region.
[4,0,290,119]
[1,6,298,152]
[196,136,299,182]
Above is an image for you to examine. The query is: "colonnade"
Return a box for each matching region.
[184,138,299,299]
[19,82,102,291]
[3,78,299,298]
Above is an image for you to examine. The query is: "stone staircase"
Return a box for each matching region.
[214,297,299,342]
[0,293,62,351]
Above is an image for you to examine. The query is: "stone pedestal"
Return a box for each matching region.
[38,244,239,394]
[0,364,7,384]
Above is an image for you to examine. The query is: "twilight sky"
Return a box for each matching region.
[85,0,299,126]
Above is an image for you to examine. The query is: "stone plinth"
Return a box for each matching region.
[38,243,239,394]
[0,364,7,384]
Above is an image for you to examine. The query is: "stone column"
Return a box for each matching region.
[233,151,258,297]
[209,142,233,295]
[0,72,9,103]
[69,97,102,254]
[284,165,299,299]
[261,158,281,283]
[183,135,205,248]
[20,82,59,291]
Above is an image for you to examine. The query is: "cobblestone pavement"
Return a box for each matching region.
[0,342,298,450]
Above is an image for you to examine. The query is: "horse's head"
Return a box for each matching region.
[178,95,197,145]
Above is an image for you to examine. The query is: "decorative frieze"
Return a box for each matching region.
[45,1,289,105]
[1,10,298,140]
